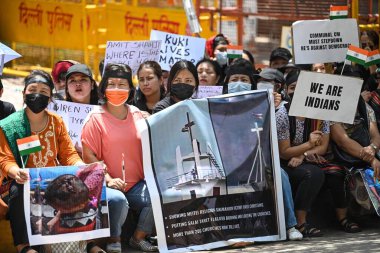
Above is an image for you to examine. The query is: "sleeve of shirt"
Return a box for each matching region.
[275,106,290,141]
[81,114,102,160]
[321,120,330,134]
[0,129,19,177]
[55,116,82,166]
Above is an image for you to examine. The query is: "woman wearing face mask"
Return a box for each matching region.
[82,63,157,253]
[51,60,78,100]
[152,60,199,114]
[135,61,165,117]
[0,70,89,253]
[222,58,257,94]
[65,64,99,105]
[196,58,222,86]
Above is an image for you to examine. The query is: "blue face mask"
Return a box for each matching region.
[215,51,228,66]
[227,81,251,94]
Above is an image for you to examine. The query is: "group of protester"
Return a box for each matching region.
[0,31,380,253]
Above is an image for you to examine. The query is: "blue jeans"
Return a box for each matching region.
[107,180,154,237]
[281,168,297,229]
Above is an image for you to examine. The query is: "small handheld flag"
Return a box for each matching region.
[330,6,349,20]
[365,50,380,67]
[227,45,243,59]
[346,45,368,66]
[17,135,41,156]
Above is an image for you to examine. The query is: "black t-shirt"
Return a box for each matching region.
[152,97,176,114]
[0,100,16,120]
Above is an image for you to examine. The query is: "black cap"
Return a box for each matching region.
[270,47,292,62]
[66,64,93,81]
[257,68,285,84]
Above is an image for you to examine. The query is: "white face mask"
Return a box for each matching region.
[215,51,228,66]
[257,81,274,90]
[227,81,251,94]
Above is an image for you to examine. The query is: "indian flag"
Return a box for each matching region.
[227,45,243,59]
[330,6,349,20]
[365,50,380,67]
[346,45,368,66]
[16,135,41,156]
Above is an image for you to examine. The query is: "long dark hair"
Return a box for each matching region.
[135,61,165,109]
[195,58,222,86]
[167,60,199,96]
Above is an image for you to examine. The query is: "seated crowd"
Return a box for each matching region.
[1,32,380,253]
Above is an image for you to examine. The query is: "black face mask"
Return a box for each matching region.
[170,83,195,100]
[25,93,50,114]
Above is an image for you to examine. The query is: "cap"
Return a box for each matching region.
[257,68,285,84]
[269,47,292,62]
[51,60,78,83]
[66,64,93,81]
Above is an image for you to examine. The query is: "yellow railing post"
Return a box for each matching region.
[351,0,358,20]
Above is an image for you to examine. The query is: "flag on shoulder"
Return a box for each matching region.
[227,45,243,59]
[346,45,368,66]
[17,135,41,156]
[365,50,380,67]
[330,6,349,20]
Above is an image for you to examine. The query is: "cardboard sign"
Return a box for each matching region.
[288,71,363,124]
[292,19,359,64]
[48,100,98,147]
[183,0,202,33]
[150,30,206,70]
[195,86,223,98]
[104,40,161,75]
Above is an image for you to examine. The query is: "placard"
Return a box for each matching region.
[104,40,162,75]
[150,30,206,70]
[194,86,223,99]
[292,19,359,64]
[288,71,363,124]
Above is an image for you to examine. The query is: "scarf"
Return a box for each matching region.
[0,110,31,168]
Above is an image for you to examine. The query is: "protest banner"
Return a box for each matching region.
[48,100,98,148]
[288,71,363,124]
[24,162,109,245]
[103,40,161,75]
[194,86,223,99]
[138,90,285,252]
[150,30,206,71]
[292,19,359,64]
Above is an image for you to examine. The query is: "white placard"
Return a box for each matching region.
[292,19,359,64]
[104,40,162,75]
[48,100,98,147]
[150,30,206,71]
[194,85,223,98]
[288,71,363,124]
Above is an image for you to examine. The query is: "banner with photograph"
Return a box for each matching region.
[138,91,285,252]
[292,19,359,64]
[288,71,363,124]
[150,30,206,71]
[24,162,109,245]
[48,100,99,148]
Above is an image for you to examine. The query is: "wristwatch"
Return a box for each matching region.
[370,143,378,152]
